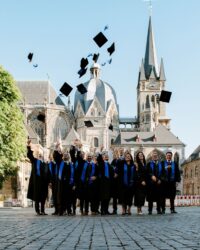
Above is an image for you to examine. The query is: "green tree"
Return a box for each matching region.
[0,66,26,189]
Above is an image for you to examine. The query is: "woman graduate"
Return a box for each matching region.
[134,151,147,215]
[117,152,136,215]
[27,139,50,215]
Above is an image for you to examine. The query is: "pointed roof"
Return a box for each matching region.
[144,17,159,79]
[159,58,166,81]
[149,67,156,79]
[139,59,146,81]
[63,127,80,146]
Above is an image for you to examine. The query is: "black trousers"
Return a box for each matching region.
[35,200,45,213]
[101,199,110,214]
[80,199,89,213]
[113,197,118,212]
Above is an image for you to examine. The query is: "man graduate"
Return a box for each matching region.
[162,152,181,213]
[98,152,114,215]
[77,153,98,215]
[57,152,75,216]
[146,151,166,214]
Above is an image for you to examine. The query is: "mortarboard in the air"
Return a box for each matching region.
[108,58,112,64]
[108,124,113,131]
[80,58,89,69]
[84,120,93,127]
[28,53,33,62]
[37,113,45,122]
[78,68,87,78]
[107,43,115,56]
[60,82,73,97]
[76,83,87,94]
[93,32,108,47]
[93,53,99,63]
[159,90,172,103]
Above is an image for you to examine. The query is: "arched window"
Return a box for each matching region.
[94,137,99,147]
[145,95,150,109]
[91,108,95,116]
[146,114,150,122]
[111,139,114,145]
[195,166,198,177]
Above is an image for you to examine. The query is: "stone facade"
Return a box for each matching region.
[182,146,200,195]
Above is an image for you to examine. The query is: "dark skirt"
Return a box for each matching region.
[119,185,134,207]
[134,184,146,207]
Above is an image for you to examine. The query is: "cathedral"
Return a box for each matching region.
[16,17,185,164]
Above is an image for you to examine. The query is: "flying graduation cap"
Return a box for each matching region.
[93,53,100,63]
[33,64,38,68]
[107,43,115,56]
[159,90,172,103]
[78,68,87,78]
[84,120,93,127]
[60,82,73,97]
[93,32,108,48]
[28,53,33,62]
[108,124,113,131]
[108,58,112,64]
[76,83,87,94]
[37,113,45,122]
[80,58,89,69]
[104,25,109,31]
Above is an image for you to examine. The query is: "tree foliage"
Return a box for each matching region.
[0,66,26,188]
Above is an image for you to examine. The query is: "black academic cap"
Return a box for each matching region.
[76,83,87,94]
[93,32,108,47]
[108,124,113,131]
[78,68,87,78]
[80,58,89,69]
[108,58,112,64]
[60,82,73,97]
[107,43,115,56]
[84,120,93,127]
[93,53,100,63]
[159,90,172,103]
[28,53,33,62]
[37,113,45,122]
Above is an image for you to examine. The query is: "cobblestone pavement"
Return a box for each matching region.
[0,206,199,250]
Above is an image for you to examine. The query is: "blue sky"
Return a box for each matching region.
[0,0,199,158]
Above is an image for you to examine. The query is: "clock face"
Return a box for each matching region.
[147,80,159,90]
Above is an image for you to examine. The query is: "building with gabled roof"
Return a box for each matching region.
[182,146,200,195]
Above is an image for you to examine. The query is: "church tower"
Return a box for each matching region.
[137,17,170,132]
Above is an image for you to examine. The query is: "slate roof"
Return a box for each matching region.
[16,80,65,106]
[114,124,184,146]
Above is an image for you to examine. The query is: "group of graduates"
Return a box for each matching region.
[27,139,181,216]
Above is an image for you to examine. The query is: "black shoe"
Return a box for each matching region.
[52,212,58,215]
[148,211,152,215]
[112,211,117,215]
[40,212,48,215]
[36,212,41,216]
[171,210,177,214]
[157,211,162,215]
[162,210,165,214]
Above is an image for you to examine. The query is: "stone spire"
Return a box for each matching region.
[144,17,159,79]
[159,58,166,81]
